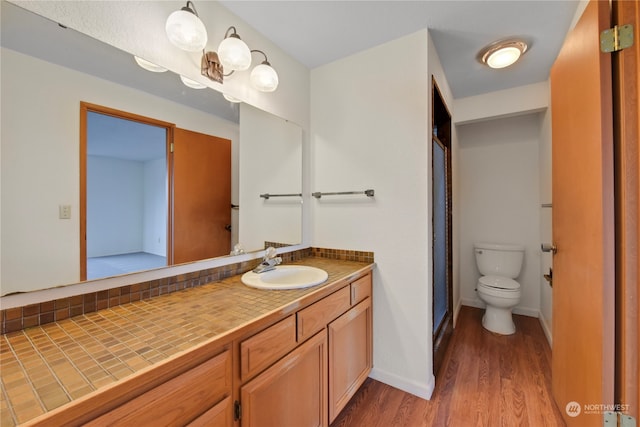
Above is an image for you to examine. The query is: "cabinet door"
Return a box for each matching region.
[328,297,372,423]
[240,331,328,427]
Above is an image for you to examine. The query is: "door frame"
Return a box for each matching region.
[79,102,174,280]
[612,0,639,418]
[431,77,453,375]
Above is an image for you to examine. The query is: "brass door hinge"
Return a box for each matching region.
[170,142,174,153]
[604,411,636,426]
[600,24,634,53]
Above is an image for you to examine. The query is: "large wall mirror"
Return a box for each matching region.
[0,1,303,296]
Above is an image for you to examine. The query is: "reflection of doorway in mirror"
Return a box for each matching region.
[85,110,168,280]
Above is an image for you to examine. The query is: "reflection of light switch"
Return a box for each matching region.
[59,205,71,219]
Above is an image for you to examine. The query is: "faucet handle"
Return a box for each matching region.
[264,246,277,260]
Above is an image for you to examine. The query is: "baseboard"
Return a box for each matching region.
[512,306,539,318]
[461,298,539,318]
[453,299,463,327]
[538,311,553,346]
[461,297,484,309]
[369,367,435,400]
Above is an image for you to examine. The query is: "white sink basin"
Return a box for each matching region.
[241,265,329,290]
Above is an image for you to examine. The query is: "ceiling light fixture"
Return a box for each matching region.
[479,39,528,69]
[165,1,207,52]
[134,56,168,73]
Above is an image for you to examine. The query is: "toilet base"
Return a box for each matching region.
[482,306,516,335]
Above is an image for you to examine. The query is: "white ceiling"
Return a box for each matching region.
[219,0,581,98]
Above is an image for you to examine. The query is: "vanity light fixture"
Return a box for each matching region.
[479,39,528,69]
[165,1,208,52]
[217,26,252,71]
[134,56,168,73]
[180,75,207,89]
[200,29,279,92]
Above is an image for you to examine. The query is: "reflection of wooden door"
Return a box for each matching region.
[172,128,231,265]
[550,1,615,425]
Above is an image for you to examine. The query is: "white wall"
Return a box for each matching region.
[143,158,168,257]
[1,48,238,295]
[457,114,541,317]
[312,29,454,400]
[87,156,145,257]
[239,103,303,250]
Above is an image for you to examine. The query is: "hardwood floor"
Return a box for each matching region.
[331,306,566,427]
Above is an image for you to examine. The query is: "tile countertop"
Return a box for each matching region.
[0,257,374,426]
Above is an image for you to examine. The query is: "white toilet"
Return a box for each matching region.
[474,242,525,335]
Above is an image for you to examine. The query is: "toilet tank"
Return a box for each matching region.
[474,242,525,278]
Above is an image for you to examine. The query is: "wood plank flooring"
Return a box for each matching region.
[331,306,566,427]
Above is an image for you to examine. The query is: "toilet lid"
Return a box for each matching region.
[479,275,520,290]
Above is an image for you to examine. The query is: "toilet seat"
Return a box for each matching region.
[478,275,520,291]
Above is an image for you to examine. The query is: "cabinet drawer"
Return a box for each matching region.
[86,349,231,426]
[187,396,232,427]
[297,286,350,342]
[241,315,297,381]
[350,273,372,305]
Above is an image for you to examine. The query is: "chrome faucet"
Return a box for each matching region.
[252,247,282,273]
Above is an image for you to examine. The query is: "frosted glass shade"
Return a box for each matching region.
[134,56,167,73]
[180,75,206,89]
[486,46,522,69]
[218,36,251,71]
[165,8,207,52]
[250,63,279,92]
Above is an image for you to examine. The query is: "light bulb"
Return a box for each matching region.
[250,63,279,92]
[165,7,207,52]
[218,36,251,71]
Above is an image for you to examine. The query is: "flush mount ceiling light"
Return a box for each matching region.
[134,56,168,73]
[217,26,252,71]
[479,39,528,69]
[165,1,207,52]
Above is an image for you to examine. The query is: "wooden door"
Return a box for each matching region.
[328,298,372,423]
[240,331,327,427]
[550,1,615,425]
[613,0,640,419]
[172,128,231,265]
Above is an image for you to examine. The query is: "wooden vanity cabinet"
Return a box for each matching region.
[240,331,328,427]
[237,271,373,426]
[85,348,233,427]
[328,297,372,422]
